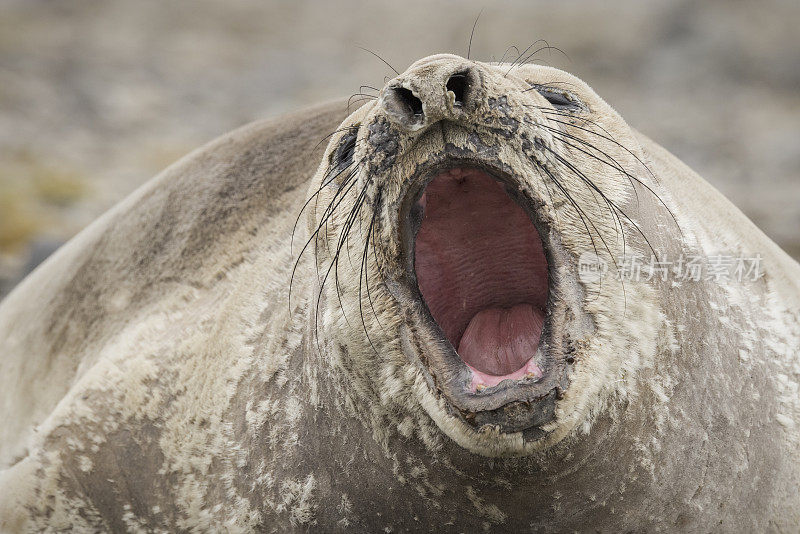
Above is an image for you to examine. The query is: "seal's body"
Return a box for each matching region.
[1,55,798,532]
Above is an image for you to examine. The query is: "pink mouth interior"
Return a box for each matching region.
[414,167,548,391]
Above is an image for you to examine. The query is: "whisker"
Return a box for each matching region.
[530,106,681,233]
[347,95,377,113]
[505,39,548,76]
[541,124,643,208]
[520,44,570,66]
[541,141,659,263]
[289,160,361,312]
[467,10,483,60]
[498,46,521,65]
[536,161,615,300]
[356,46,400,76]
[314,125,360,150]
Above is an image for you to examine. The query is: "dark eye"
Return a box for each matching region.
[335,129,358,169]
[531,85,583,112]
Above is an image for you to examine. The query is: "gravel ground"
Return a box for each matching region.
[1,0,798,298]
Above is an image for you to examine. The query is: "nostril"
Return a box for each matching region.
[393,87,423,116]
[446,72,469,107]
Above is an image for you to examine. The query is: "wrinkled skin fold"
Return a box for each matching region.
[1,54,799,532]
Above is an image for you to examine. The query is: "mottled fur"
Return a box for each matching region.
[1,56,798,532]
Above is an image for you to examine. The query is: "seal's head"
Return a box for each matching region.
[303,54,665,456]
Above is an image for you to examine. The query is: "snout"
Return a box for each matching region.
[378,56,483,132]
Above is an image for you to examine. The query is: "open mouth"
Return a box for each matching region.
[412,167,549,393]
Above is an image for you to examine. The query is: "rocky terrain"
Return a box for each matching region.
[1,0,798,298]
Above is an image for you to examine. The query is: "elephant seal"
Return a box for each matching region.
[1,53,799,532]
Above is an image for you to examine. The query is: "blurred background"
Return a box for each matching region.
[1,0,799,299]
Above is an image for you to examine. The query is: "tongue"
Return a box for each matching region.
[458,303,544,377]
